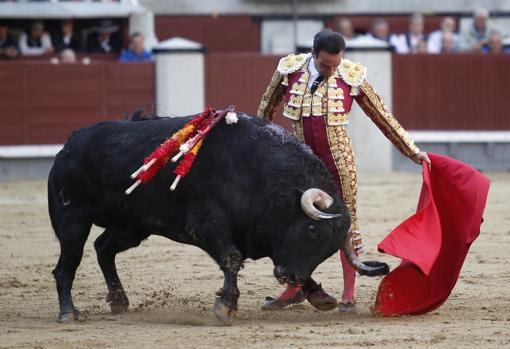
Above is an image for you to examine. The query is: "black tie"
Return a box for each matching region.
[310,75,324,94]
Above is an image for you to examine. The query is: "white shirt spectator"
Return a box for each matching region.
[428,30,460,53]
[19,32,53,56]
[392,32,427,54]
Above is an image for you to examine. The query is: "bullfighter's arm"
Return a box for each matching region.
[257,70,286,121]
[355,80,420,158]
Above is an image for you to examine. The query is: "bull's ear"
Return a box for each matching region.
[292,187,304,206]
[293,188,304,195]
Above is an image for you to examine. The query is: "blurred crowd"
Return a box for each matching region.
[338,8,509,54]
[0,18,152,62]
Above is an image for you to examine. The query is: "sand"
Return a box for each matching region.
[0,172,509,349]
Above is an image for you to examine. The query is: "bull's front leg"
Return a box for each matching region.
[212,248,243,325]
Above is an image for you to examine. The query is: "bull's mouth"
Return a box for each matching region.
[274,266,304,287]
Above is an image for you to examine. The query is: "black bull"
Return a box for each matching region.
[48,113,389,324]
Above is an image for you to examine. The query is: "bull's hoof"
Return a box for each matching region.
[57,308,81,323]
[213,298,237,326]
[110,303,129,314]
[107,291,129,314]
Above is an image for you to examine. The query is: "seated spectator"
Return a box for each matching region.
[119,32,152,62]
[368,18,399,49]
[393,13,428,54]
[337,18,356,41]
[460,7,493,52]
[19,21,54,57]
[0,21,18,59]
[370,18,392,42]
[481,31,510,54]
[416,39,428,53]
[60,48,77,63]
[440,31,459,54]
[86,19,121,53]
[428,17,460,54]
[52,19,84,53]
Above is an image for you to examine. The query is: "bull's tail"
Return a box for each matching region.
[342,231,390,276]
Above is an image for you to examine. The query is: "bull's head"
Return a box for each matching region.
[269,188,349,286]
[270,188,389,286]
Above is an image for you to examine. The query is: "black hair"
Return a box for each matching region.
[313,30,346,57]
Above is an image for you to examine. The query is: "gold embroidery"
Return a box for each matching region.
[283,105,301,120]
[288,94,304,108]
[282,75,289,86]
[327,113,349,126]
[312,105,322,116]
[277,53,310,74]
[329,100,345,113]
[257,69,284,119]
[338,59,367,87]
[357,81,420,157]
[292,119,304,142]
[328,86,344,100]
[325,125,360,231]
[289,82,306,95]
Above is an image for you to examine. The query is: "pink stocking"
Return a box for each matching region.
[277,284,302,301]
[340,250,356,303]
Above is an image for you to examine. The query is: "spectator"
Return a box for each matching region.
[0,21,18,59]
[393,13,428,54]
[481,31,510,54]
[60,48,77,63]
[428,17,460,54]
[52,19,84,53]
[440,31,459,54]
[86,19,121,53]
[119,32,152,62]
[460,7,493,52]
[19,21,54,57]
[369,18,399,49]
[416,39,428,53]
[337,18,356,41]
[370,18,391,42]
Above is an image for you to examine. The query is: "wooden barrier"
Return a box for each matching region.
[0,61,154,145]
[392,54,510,130]
[1,53,509,146]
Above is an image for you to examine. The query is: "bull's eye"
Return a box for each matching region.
[308,225,318,239]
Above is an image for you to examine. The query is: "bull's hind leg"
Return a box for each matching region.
[94,229,146,314]
[52,208,92,322]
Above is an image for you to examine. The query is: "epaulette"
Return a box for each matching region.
[338,59,367,87]
[277,53,310,75]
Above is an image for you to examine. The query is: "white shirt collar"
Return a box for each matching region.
[308,57,320,88]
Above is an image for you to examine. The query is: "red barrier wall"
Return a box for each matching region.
[0,61,154,145]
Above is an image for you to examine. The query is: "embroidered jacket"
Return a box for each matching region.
[257,53,420,158]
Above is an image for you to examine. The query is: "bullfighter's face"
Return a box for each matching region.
[312,50,343,78]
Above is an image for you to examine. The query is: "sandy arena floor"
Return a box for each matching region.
[0,172,509,349]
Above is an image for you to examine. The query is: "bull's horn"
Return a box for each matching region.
[300,188,342,220]
[342,228,390,276]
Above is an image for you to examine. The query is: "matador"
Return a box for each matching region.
[257,31,430,313]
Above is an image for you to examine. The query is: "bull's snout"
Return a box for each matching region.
[274,266,302,286]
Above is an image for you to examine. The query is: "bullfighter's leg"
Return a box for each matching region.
[94,229,147,314]
[51,208,92,322]
[261,278,337,311]
[325,125,362,311]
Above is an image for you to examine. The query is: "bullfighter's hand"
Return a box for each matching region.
[412,151,431,171]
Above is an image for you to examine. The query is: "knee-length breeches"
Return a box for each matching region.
[294,117,360,235]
